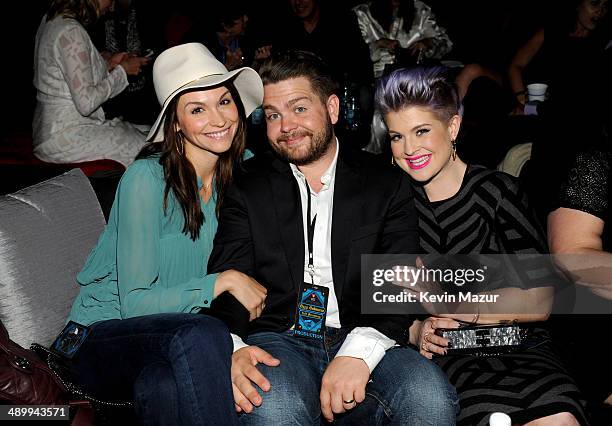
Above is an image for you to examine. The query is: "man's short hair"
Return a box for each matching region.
[258,49,339,104]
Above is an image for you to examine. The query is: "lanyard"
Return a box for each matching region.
[306,185,317,284]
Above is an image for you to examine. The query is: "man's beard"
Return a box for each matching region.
[271,118,334,166]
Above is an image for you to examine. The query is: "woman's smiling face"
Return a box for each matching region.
[175,86,239,159]
[385,106,460,183]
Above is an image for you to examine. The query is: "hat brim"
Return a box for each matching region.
[146,67,263,142]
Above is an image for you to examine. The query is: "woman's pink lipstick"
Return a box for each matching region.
[405,154,431,170]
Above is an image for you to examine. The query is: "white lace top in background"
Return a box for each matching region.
[32,15,146,166]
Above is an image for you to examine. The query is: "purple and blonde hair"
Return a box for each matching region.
[374,66,461,122]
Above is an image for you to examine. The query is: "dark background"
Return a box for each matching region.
[3,0,553,140]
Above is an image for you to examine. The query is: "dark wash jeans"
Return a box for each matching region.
[68,313,237,426]
[241,328,458,425]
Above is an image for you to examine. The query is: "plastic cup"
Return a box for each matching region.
[489,412,512,426]
[527,83,548,102]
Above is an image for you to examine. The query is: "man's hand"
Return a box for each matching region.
[231,345,280,413]
[320,356,369,422]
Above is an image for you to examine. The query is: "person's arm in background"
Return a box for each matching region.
[548,151,612,300]
[508,28,544,114]
[56,24,148,117]
[549,208,612,299]
[455,63,504,101]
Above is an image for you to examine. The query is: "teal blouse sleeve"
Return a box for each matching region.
[115,161,217,318]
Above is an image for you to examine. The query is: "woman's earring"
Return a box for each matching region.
[391,157,396,166]
[451,139,457,161]
[176,135,185,156]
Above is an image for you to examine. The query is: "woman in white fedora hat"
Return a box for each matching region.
[60,43,266,425]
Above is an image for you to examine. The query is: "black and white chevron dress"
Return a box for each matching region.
[414,165,587,426]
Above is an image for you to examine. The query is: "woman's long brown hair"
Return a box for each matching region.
[137,82,247,241]
[46,0,100,28]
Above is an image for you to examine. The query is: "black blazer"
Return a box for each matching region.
[207,143,419,344]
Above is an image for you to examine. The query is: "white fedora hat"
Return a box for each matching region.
[146,43,264,142]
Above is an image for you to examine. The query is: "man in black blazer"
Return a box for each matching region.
[208,50,457,425]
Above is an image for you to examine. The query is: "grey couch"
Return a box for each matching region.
[0,169,107,348]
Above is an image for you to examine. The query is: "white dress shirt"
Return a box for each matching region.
[232,140,396,372]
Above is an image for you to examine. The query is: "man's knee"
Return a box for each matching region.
[405,353,456,397]
[237,345,321,425]
[240,365,320,425]
[393,373,456,412]
[369,348,458,423]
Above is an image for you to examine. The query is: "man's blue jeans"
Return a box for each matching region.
[68,313,237,426]
[241,328,458,425]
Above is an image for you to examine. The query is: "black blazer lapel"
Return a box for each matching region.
[331,150,363,302]
[270,158,305,293]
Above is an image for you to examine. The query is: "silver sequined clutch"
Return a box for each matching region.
[435,324,525,356]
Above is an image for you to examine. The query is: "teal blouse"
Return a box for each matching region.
[68,157,220,326]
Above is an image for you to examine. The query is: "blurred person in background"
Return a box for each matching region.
[33,0,150,167]
[94,0,160,124]
[353,0,452,79]
[182,1,272,71]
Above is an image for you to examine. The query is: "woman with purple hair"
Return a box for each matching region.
[374,66,586,425]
